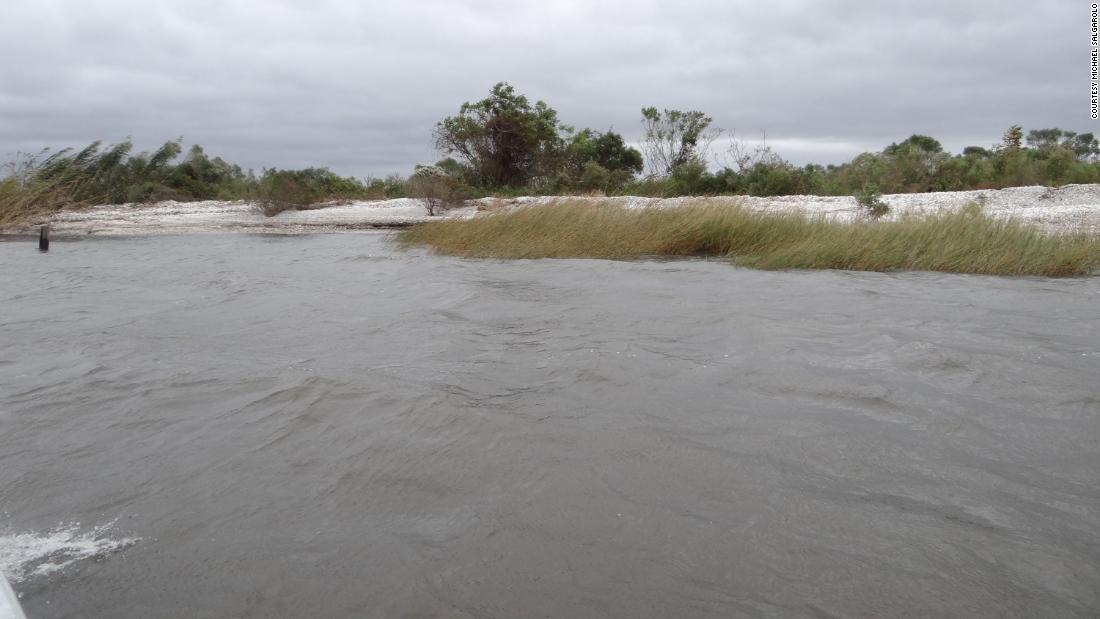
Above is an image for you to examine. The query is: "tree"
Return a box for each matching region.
[1026,128,1069,151]
[434,82,566,188]
[566,129,643,176]
[433,157,468,177]
[1027,128,1100,161]
[962,146,992,158]
[1069,133,1100,160]
[1002,125,1024,152]
[995,126,1032,187]
[168,145,248,200]
[883,134,948,192]
[722,130,785,173]
[837,152,896,193]
[590,130,643,174]
[884,134,943,156]
[640,107,720,175]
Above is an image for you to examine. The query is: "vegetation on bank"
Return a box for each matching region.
[0,140,396,225]
[399,201,1100,277]
[426,84,1100,198]
[3,82,1100,226]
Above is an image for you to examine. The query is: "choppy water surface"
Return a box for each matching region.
[1,234,1098,618]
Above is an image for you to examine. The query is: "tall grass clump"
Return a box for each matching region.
[399,200,1100,277]
[0,147,101,226]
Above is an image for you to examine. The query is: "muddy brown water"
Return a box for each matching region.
[1,234,1098,618]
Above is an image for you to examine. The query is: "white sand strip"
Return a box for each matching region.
[476,184,1100,234]
[4,184,1099,236]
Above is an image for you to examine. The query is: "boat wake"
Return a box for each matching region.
[0,520,138,584]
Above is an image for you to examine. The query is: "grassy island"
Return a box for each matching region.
[399,200,1100,277]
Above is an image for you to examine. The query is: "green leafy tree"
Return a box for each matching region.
[1026,128,1069,151]
[1069,133,1100,160]
[836,152,895,193]
[1027,128,1100,161]
[566,129,643,176]
[434,82,566,188]
[590,130,643,174]
[167,145,249,200]
[640,107,719,175]
[995,125,1032,186]
[884,134,943,156]
[433,157,468,178]
[962,146,993,158]
[883,134,948,192]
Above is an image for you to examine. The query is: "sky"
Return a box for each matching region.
[0,0,1086,178]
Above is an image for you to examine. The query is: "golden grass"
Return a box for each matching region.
[399,199,1100,277]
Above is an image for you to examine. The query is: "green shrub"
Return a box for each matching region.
[255,168,368,216]
[854,183,890,219]
[577,161,611,193]
[669,160,710,195]
[407,165,470,215]
[364,174,407,200]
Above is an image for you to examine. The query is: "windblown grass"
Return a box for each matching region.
[399,199,1100,277]
[0,140,373,226]
[0,175,80,227]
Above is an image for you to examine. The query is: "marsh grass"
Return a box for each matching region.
[399,199,1100,277]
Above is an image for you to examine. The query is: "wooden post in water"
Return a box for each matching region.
[38,225,49,251]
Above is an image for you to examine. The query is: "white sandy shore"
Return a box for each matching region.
[23,198,480,235]
[6,184,1100,236]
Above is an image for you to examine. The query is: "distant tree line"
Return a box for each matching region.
[427,83,1100,199]
[3,81,1099,223]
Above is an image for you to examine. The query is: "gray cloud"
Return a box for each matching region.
[0,0,1086,177]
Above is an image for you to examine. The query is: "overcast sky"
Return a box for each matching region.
[0,0,1086,178]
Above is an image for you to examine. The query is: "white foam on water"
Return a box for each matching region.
[0,520,138,585]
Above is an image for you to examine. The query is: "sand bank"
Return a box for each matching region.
[5,184,1100,236]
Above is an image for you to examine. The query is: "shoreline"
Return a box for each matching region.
[2,184,1100,237]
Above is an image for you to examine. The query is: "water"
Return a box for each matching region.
[1,234,1098,618]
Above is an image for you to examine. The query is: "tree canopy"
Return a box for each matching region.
[566,129,643,175]
[433,82,566,188]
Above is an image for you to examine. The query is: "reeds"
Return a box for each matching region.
[399,199,1100,277]
[0,141,144,226]
[0,140,374,226]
